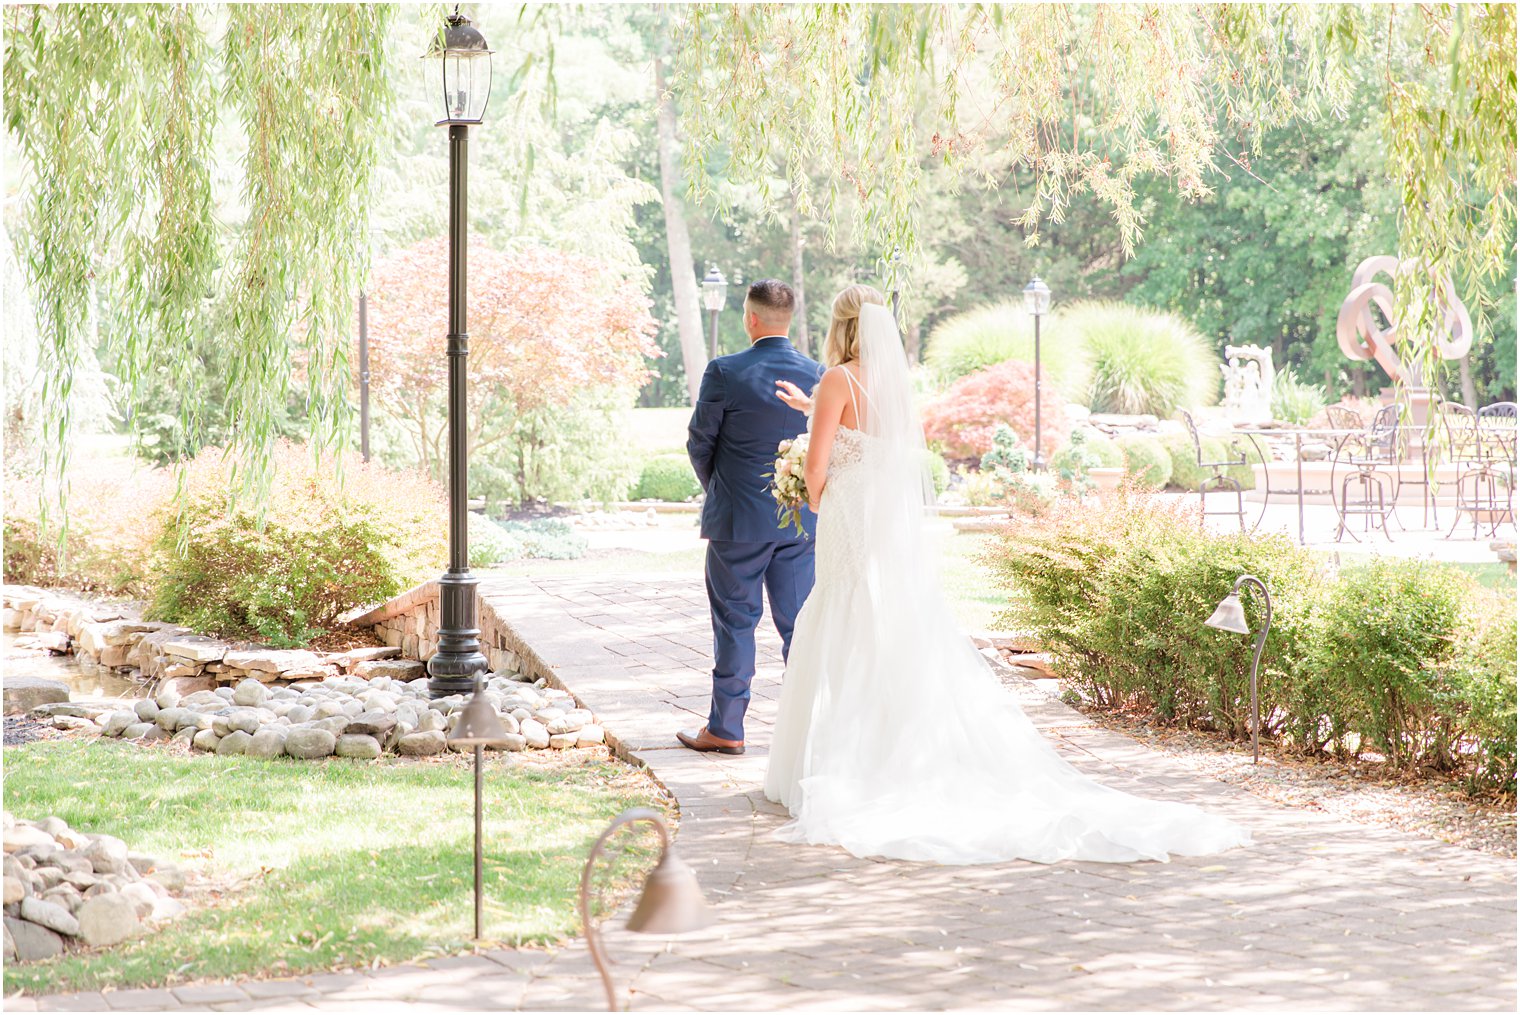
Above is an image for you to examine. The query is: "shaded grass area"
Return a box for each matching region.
[2,740,666,995]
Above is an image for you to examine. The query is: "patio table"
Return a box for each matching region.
[1227,426,1428,545]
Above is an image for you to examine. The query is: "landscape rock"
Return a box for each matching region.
[576,724,606,747]
[3,875,25,904]
[20,896,79,936]
[521,719,550,749]
[215,730,252,756]
[345,711,397,737]
[191,729,221,752]
[397,731,446,756]
[231,679,269,707]
[246,728,287,760]
[162,636,225,663]
[548,732,578,749]
[4,825,56,853]
[77,893,140,946]
[283,728,337,759]
[354,659,426,681]
[121,722,155,741]
[132,699,160,722]
[102,710,138,737]
[4,916,62,961]
[3,676,70,715]
[335,734,382,760]
[83,835,129,875]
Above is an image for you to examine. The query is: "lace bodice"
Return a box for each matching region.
[805,404,871,481]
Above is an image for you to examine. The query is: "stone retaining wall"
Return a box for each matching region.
[342,582,550,684]
[2,587,420,705]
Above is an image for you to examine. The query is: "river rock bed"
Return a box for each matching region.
[31,673,603,760]
[3,813,186,963]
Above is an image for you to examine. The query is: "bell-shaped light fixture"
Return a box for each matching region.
[581,808,713,1009]
[1204,591,1250,635]
[701,266,728,313]
[427,8,494,125]
[1023,276,1052,317]
[447,687,510,747]
[1202,575,1272,763]
[625,847,712,935]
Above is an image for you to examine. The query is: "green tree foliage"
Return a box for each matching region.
[669,3,1515,393]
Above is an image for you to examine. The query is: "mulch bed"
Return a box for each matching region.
[1077,708,1517,859]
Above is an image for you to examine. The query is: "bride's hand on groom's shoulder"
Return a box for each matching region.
[775,379,812,413]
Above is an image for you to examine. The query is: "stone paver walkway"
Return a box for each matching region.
[17,574,1516,1012]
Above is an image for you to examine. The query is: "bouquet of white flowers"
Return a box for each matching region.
[768,433,811,536]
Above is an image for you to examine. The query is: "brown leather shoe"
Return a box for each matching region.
[676,726,745,755]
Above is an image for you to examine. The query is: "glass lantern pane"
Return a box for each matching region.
[442,52,492,122]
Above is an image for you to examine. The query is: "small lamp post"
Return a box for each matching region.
[446,676,510,940]
[1022,276,1052,471]
[1204,574,1273,763]
[426,7,493,697]
[887,247,904,325]
[580,808,711,1011]
[701,266,727,359]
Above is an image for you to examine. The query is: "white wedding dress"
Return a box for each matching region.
[763,306,1251,865]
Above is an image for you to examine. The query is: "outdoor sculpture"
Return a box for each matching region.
[1221,344,1275,423]
[1336,255,1473,383]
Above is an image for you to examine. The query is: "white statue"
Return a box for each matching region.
[1220,344,1275,423]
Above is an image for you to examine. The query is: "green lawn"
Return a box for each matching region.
[2,741,665,995]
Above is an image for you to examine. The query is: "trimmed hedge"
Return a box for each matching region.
[984,490,1517,794]
[631,455,701,502]
[1116,435,1172,490]
[1161,433,1258,492]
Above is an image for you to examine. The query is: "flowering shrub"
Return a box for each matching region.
[922,361,1071,461]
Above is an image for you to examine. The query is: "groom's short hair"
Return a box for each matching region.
[746,279,795,318]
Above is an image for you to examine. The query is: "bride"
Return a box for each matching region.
[763,285,1250,865]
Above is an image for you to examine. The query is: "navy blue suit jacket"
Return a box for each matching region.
[688,336,825,543]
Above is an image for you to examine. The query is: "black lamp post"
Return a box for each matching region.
[701,266,727,358]
[1022,276,1052,470]
[358,291,371,462]
[426,8,493,698]
[1204,574,1273,763]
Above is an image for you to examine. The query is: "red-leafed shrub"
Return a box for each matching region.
[922,361,1071,460]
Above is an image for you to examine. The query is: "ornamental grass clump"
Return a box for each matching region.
[148,442,447,646]
[923,301,1089,393]
[1066,302,1219,416]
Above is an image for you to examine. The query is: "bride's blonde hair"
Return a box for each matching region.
[823,285,887,367]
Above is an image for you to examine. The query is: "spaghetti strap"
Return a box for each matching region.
[841,367,869,428]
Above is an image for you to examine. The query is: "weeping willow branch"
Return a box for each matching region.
[4,3,396,541]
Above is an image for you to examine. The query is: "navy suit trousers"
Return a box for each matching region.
[704,539,814,742]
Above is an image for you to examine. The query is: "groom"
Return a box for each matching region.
[681,279,824,755]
